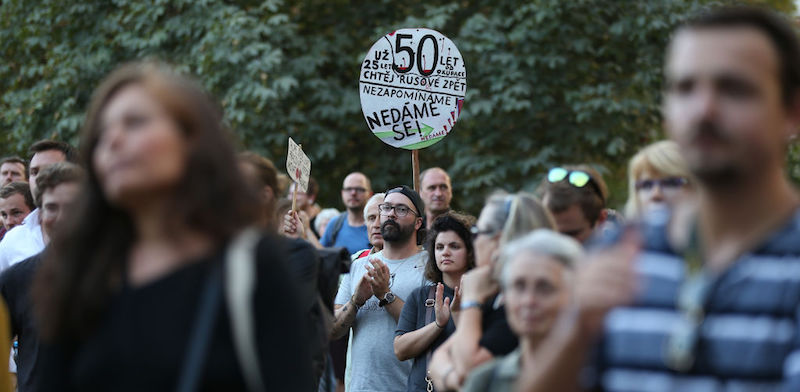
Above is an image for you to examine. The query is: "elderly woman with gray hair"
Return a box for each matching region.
[461,230,583,391]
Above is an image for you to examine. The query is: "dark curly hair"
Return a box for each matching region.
[424,212,476,284]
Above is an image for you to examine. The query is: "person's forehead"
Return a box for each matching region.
[385,192,414,208]
[509,253,564,280]
[0,162,24,172]
[667,27,779,84]
[435,230,462,243]
[422,170,450,187]
[553,204,590,227]
[342,174,366,188]
[366,200,381,214]
[0,193,25,207]
[30,150,66,167]
[43,182,81,201]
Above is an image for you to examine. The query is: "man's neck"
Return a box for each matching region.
[425,209,447,229]
[382,238,420,260]
[697,168,798,270]
[347,208,365,226]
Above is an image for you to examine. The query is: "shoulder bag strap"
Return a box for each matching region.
[176,261,223,392]
[224,227,265,392]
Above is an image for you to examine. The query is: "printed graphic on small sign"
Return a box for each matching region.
[359,28,467,150]
[286,137,311,192]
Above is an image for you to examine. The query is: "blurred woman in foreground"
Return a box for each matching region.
[33,61,312,391]
[462,230,581,391]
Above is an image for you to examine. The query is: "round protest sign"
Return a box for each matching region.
[359,28,466,150]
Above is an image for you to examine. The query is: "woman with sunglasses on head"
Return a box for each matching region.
[428,191,555,391]
[32,61,312,391]
[393,212,475,392]
[624,140,693,218]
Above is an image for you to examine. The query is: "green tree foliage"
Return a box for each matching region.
[0,0,795,213]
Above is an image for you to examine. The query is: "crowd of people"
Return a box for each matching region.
[0,5,798,392]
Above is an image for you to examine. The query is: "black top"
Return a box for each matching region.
[479,294,518,356]
[395,284,456,392]
[0,253,42,392]
[38,234,313,392]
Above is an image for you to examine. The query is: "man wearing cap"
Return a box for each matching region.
[331,185,428,392]
[538,164,608,243]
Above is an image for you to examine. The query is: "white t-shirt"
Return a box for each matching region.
[0,209,44,272]
[334,249,428,392]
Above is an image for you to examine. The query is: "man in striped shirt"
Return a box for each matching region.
[520,6,800,392]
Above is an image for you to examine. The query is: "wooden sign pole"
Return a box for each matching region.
[292,144,303,212]
[412,150,420,192]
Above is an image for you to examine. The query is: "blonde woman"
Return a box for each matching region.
[624,140,693,218]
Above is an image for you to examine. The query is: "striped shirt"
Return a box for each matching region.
[592,209,800,392]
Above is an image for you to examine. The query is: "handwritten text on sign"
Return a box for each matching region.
[359,28,466,150]
[286,137,311,192]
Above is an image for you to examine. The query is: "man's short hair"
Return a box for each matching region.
[34,162,85,208]
[28,140,79,164]
[0,156,26,170]
[680,6,800,106]
[538,164,607,225]
[0,181,35,211]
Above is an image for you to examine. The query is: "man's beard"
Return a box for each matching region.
[684,121,746,189]
[381,219,415,243]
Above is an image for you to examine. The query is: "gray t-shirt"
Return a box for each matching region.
[334,250,428,392]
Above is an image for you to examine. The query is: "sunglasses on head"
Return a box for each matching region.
[547,167,605,203]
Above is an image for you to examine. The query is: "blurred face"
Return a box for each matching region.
[0,193,31,230]
[380,192,421,244]
[504,253,571,339]
[341,174,370,212]
[40,182,81,241]
[549,204,593,244]
[474,204,501,268]
[435,230,468,276]
[93,84,188,208]
[29,150,66,199]
[635,171,690,214]
[365,198,384,249]
[664,28,791,185]
[0,162,25,186]
[421,169,452,215]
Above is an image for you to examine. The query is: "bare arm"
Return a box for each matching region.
[448,307,491,377]
[394,321,445,361]
[330,302,356,340]
[394,283,452,360]
[330,274,374,340]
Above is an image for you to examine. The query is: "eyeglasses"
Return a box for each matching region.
[635,177,688,192]
[378,203,418,217]
[343,187,367,193]
[547,167,605,203]
[470,225,495,241]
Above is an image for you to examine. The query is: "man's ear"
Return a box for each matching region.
[595,209,609,227]
[415,217,423,231]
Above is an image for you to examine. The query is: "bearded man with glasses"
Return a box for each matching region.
[331,185,428,392]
